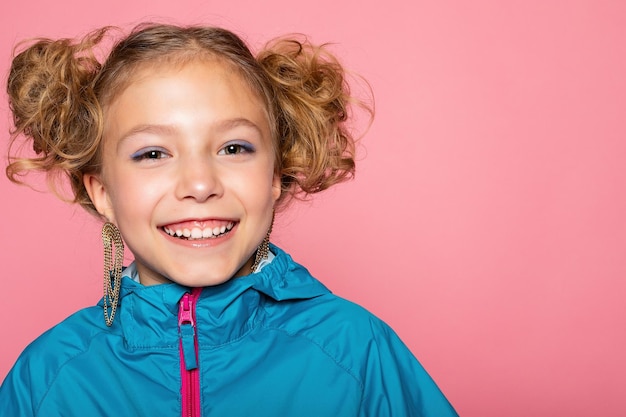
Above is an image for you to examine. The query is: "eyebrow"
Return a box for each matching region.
[215,118,264,134]
[115,118,264,150]
[115,124,177,151]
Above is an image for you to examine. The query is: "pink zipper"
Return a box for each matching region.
[179,288,202,417]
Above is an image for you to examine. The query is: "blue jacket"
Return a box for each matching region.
[0,245,457,416]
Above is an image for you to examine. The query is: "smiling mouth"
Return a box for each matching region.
[162,222,235,240]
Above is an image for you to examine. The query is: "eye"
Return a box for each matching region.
[219,142,255,156]
[131,148,169,161]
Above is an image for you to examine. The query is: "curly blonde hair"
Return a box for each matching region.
[6,23,373,215]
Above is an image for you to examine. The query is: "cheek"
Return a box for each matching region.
[230,162,278,208]
[104,169,161,221]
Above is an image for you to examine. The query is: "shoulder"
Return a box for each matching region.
[277,291,392,339]
[263,285,411,375]
[262,248,408,363]
[23,305,112,362]
[0,305,117,413]
[262,247,402,348]
[259,255,458,416]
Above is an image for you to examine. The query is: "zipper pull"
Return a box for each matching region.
[179,293,198,371]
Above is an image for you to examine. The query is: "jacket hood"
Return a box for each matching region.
[99,244,330,348]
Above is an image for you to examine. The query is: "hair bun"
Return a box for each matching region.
[8,34,102,155]
[258,37,373,200]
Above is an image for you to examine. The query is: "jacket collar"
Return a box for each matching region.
[108,245,329,348]
[251,244,330,301]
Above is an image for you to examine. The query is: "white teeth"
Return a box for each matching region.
[163,222,235,240]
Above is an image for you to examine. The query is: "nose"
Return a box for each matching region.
[174,156,224,202]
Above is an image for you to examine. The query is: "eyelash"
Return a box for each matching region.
[219,142,255,155]
[131,148,169,161]
[130,142,255,161]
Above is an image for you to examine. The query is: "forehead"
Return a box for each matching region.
[102,59,271,135]
[102,56,268,111]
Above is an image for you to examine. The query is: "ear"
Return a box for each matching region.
[271,173,282,203]
[84,173,115,222]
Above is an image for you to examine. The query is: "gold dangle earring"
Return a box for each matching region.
[250,211,274,273]
[102,222,124,327]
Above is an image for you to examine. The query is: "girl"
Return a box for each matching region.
[0,23,457,416]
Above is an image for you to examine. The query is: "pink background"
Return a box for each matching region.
[1,1,625,416]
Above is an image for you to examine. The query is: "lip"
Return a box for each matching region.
[159,219,239,248]
[158,217,239,229]
[160,223,237,248]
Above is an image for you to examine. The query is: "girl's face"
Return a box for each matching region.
[85,59,281,287]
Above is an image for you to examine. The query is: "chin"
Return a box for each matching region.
[172,273,234,288]
[173,264,252,288]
